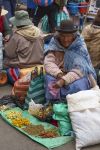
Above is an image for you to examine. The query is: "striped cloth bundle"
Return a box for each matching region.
[24,75,46,109]
[33,0,54,6]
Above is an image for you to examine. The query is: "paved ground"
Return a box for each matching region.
[0,85,100,150]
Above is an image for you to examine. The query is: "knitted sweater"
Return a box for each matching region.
[44,51,83,85]
[44,34,96,85]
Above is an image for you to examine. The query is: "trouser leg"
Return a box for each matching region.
[33,6,46,26]
[47,3,59,32]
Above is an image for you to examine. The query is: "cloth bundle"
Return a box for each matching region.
[6,68,20,85]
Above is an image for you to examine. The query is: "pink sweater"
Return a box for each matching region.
[44,52,83,85]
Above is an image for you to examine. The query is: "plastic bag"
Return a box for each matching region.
[28,99,53,122]
[53,103,72,136]
[28,99,43,114]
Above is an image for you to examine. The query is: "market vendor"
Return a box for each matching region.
[44,19,97,101]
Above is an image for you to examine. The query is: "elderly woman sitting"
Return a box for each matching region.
[44,20,96,102]
[4,10,44,69]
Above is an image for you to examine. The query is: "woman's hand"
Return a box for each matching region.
[52,78,65,88]
[4,34,10,42]
[57,72,64,79]
[57,71,66,79]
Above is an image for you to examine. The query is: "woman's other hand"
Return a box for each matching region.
[57,72,63,79]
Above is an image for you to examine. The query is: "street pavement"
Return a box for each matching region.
[0,85,100,150]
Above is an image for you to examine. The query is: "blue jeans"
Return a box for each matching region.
[2,0,16,20]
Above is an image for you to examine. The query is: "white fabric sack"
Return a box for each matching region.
[67,86,100,150]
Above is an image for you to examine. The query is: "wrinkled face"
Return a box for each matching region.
[58,32,75,48]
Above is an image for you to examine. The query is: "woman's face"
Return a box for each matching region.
[58,32,75,48]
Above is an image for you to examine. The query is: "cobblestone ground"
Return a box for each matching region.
[0,85,100,150]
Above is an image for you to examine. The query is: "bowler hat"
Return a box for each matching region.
[56,20,78,33]
[9,10,32,27]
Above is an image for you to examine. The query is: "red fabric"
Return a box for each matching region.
[0,16,4,34]
[79,2,88,14]
[50,119,58,127]
[9,68,18,81]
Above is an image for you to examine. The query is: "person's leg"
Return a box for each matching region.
[2,0,12,20]
[33,6,46,26]
[10,0,16,17]
[27,8,35,19]
[47,3,59,32]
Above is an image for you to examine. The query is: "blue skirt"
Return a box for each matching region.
[45,74,91,102]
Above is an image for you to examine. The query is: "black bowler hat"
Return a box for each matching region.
[56,20,78,33]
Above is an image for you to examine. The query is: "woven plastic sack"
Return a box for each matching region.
[67,86,100,150]
[12,66,45,104]
[41,10,69,33]
[12,73,31,104]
